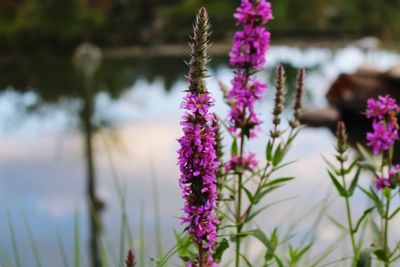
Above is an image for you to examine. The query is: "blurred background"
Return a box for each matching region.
[1,0,400,266]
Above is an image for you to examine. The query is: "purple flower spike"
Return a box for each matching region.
[227,0,273,138]
[178,7,219,266]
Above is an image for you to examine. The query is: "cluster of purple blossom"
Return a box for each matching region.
[227,0,272,139]
[375,164,400,190]
[224,153,258,174]
[366,95,400,190]
[230,0,273,69]
[366,95,399,154]
[178,91,220,266]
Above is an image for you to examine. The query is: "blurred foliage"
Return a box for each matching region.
[1,0,400,51]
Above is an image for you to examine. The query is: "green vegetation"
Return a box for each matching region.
[1,0,400,51]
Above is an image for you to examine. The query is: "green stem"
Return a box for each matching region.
[340,161,357,263]
[235,135,245,267]
[199,244,204,267]
[384,196,391,267]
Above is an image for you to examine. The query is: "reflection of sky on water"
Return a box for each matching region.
[1,46,400,266]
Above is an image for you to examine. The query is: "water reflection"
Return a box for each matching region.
[1,46,400,266]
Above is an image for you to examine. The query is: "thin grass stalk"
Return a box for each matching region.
[101,131,136,265]
[8,213,21,267]
[99,240,110,267]
[139,202,145,267]
[56,228,70,267]
[21,210,42,267]
[149,155,163,259]
[103,237,118,267]
[74,208,80,267]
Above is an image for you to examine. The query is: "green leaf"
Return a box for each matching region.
[253,185,283,204]
[264,177,294,188]
[266,141,273,161]
[326,214,349,233]
[272,144,283,166]
[374,249,389,263]
[369,218,383,248]
[231,138,238,157]
[359,187,384,217]
[389,207,400,220]
[248,229,274,252]
[345,158,359,174]
[357,144,375,166]
[356,248,373,267]
[213,239,229,263]
[240,254,252,267]
[322,155,340,175]
[241,185,254,204]
[327,170,347,197]
[174,232,195,260]
[348,167,361,196]
[357,144,379,176]
[273,255,285,267]
[353,207,374,234]
[288,244,313,264]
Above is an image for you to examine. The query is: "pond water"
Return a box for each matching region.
[1,45,400,266]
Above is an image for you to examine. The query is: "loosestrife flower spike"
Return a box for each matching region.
[336,121,348,155]
[290,68,305,129]
[227,0,273,139]
[125,250,136,267]
[178,7,219,267]
[272,65,285,125]
[366,95,399,154]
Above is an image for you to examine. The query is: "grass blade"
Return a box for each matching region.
[150,156,163,259]
[8,213,21,267]
[56,228,69,267]
[74,209,80,267]
[21,210,42,267]
[140,202,145,267]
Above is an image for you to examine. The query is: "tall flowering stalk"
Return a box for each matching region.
[227,0,273,138]
[177,7,219,267]
[225,1,272,266]
[361,95,400,266]
[325,121,362,264]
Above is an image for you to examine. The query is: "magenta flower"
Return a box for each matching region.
[234,0,273,27]
[366,121,398,154]
[224,153,258,173]
[366,95,399,120]
[227,0,272,138]
[182,93,212,115]
[229,25,271,69]
[376,177,391,190]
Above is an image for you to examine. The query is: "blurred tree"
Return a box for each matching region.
[1,0,400,50]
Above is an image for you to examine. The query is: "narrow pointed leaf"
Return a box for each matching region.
[348,167,361,196]
[327,170,347,197]
[353,207,374,233]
